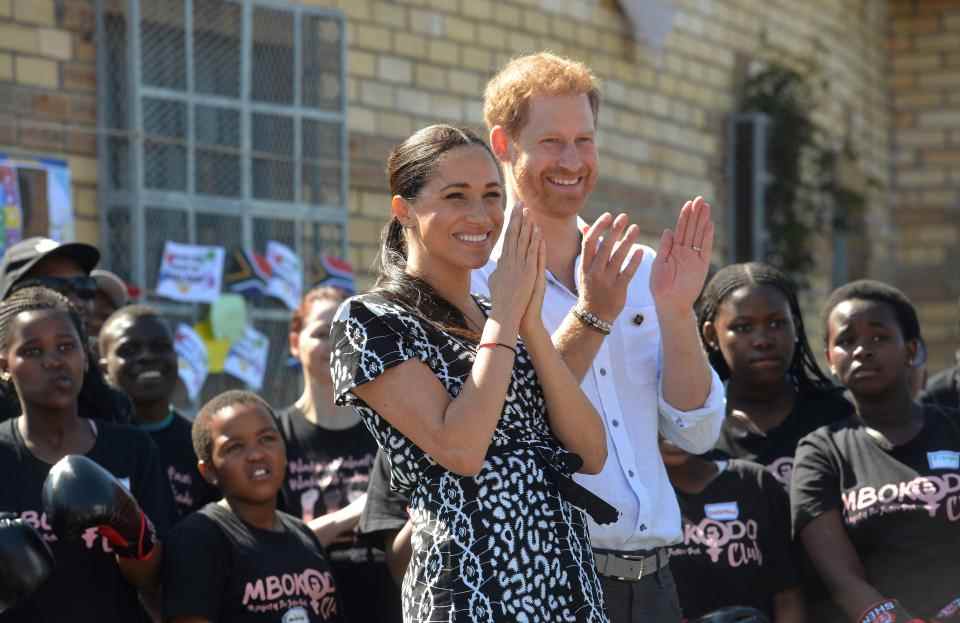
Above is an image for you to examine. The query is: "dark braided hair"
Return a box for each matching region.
[696,262,833,394]
[822,279,921,344]
[377,124,501,340]
[0,286,86,351]
[0,287,87,405]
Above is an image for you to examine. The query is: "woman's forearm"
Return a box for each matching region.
[521,325,607,473]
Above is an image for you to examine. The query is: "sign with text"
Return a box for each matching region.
[265,240,303,310]
[174,323,209,402]
[156,241,225,303]
[224,325,270,390]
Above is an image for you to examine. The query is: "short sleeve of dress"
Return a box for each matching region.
[330,295,416,407]
[790,428,841,538]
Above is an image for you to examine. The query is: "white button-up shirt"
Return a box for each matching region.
[471,243,725,551]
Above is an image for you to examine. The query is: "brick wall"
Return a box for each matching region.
[316,0,893,356]
[4,0,955,368]
[889,0,960,370]
[0,0,99,243]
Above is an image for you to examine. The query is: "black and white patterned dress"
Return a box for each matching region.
[331,293,608,623]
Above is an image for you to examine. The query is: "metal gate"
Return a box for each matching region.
[95,0,348,411]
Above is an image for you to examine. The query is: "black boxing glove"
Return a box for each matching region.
[692,606,771,623]
[0,513,54,613]
[41,455,157,561]
[858,599,925,623]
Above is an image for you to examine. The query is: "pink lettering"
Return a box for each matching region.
[948,495,960,522]
[80,527,99,549]
[877,484,898,504]
[266,576,282,600]
[242,579,266,605]
[856,486,877,510]
[727,540,763,568]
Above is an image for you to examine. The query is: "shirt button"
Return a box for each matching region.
[611,419,619,427]
[599,368,607,376]
[628,470,635,478]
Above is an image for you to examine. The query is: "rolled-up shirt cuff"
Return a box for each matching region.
[657,368,725,429]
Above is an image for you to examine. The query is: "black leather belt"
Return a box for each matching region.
[594,547,670,581]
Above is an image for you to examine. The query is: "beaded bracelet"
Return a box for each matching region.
[477,342,518,357]
[572,305,612,335]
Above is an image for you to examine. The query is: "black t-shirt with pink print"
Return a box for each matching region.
[669,459,799,620]
[0,418,174,623]
[791,404,960,618]
[709,386,853,488]
[141,409,220,520]
[162,502,344,623]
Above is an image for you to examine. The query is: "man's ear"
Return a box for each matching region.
[98,355,109,377]
[702,321,718,351]
[0,356,9,383]
[489,125,512,162]
[198,460,218,486]
[391,195,415,228]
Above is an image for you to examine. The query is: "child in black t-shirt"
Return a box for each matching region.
[0,287,173,622]
[791,280,960,623]
[697,263,853,488]
[661,438,803,621]
[99,305,219,519]
[280,286,399,623]
[162,390,344,623]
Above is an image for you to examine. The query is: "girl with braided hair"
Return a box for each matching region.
[0,287,173,622]
[696,262,852,487]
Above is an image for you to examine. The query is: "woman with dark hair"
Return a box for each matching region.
[329,124,610,623]
[697,262,852,487]
[791,280,960,622]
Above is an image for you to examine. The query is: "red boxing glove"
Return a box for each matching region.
[858,599,925,623]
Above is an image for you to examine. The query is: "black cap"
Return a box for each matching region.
[0,237,100,299]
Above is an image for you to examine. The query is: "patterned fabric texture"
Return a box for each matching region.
[331,293,608,623]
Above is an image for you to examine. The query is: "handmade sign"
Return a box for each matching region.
[156,241,225,303]
[265,240,302,310]
[193,320,230,374]
[174,323,209,401]
[223,325,270,390]
[210,293,247,343]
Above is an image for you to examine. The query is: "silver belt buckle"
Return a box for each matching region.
[632,555,644,580]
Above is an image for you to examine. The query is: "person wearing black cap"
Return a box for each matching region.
[0,237,133,424]
[0,237,100,321]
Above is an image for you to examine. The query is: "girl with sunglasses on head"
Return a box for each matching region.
[0,287,174,622]
[329,125,610,623]
[697,263,853,488]
[791,280,960,622]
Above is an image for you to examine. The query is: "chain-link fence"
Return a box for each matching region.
[97,0,348,413]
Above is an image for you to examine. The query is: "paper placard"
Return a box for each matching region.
[224,326,270,391]
[265,240,303,310]
[174,324,209,402]
[210,293,247,342]
[194,320,231,374]
[156,241,225,303]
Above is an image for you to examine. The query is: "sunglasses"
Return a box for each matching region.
[13,275,98,300]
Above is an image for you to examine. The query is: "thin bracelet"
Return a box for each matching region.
[477,342,518,357]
